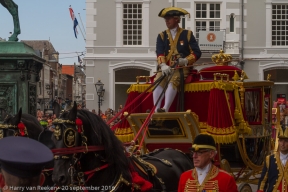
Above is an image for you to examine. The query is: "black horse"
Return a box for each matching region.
[2,108,43,139]
[51,102,193,191]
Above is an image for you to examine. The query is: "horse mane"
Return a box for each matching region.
[21,114,43,140]
[62,109,132,182]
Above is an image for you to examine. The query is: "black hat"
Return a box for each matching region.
[0,137,53,178]
[158,7,190,18]
[192,134,216,151]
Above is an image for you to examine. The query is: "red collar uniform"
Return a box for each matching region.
[178,165,238,192]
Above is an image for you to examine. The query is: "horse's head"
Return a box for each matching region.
[1,108,28,138]
[51,101,86,186]
[52,102,132,189]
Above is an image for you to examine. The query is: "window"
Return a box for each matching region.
[230,13,235,33]
[39,82,41,95]
[195,3,221,39]
[123,3,142,45]
[272,4,288,46]
[181,17,185,29]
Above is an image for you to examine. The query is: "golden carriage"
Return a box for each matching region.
[114,50,276,192]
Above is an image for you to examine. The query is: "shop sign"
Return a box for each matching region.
[198,31,224,51]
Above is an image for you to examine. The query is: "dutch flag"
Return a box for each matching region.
[69,6,78,38]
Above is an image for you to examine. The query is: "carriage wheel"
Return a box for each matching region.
[238,183,252,192]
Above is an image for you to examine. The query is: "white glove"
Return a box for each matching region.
[160,63,171,76]
[178,58,188,66]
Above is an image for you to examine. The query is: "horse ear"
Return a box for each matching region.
[67,101,77,121]
[12,108,22,125]
[53,101,61,118]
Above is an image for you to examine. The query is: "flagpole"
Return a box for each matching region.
[78,13,86,34]
[77,25,86,41]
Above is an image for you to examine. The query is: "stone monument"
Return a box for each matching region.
[0,0,44,121]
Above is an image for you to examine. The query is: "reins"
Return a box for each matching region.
[110,74,166,131]
[52,145,105,155]
[134,61,180,151]
[106,73,166,127]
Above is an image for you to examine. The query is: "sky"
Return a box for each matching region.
[0,0,86,65]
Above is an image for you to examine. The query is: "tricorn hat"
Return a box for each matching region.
[158,7,190,18]
[278,126,288,139]
[191,134,216,151]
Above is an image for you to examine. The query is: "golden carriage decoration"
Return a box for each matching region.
[114,50,275,192]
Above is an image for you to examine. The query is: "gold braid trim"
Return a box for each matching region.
[0,124,17,129]
[186,30,196,65]
[165,28,183,64]
[127,84,153,93]
[157,32,166,64]
[126,82,237,94]
[115,127,134,143]
[157,56,166,65]
[53,119,75,124]
[206,125,237,144]
[258,155,271,191]
[233,88,252,135]
[159,32,164,41]
[274,152,283,191]
[186,54,196,65]
[159,7,190,18]
[192,144,216,151]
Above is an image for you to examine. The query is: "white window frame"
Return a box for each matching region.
[265,0,288,47]
[123,3,143,46]
[115,0,150,47]
[194,2,222,40]
[271,4,288,46]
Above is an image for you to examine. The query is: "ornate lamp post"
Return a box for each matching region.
[94,80,105,116]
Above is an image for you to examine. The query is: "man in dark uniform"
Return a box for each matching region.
[0,137,53,192]
[178,134,238,192]
[154,7,202,112]
[257,127,288,192]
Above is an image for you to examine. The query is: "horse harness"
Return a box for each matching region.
[0,121,28,138]
[51,118,141,192]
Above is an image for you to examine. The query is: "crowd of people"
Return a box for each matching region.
[90,105,123,128]
[36,104,124,130]
[36,110,56,131]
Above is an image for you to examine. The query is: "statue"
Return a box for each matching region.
[0,0,20,41]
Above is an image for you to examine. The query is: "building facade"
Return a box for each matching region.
[21,40,59,110]
[84,0,288,111]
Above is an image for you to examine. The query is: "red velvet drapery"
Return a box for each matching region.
[206,88,237,143]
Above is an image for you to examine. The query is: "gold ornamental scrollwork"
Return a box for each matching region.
[53,119,75,124]
[64,128,76,147]
[0,129,3,139]
[54,125,61,140]
[0,124,17,129]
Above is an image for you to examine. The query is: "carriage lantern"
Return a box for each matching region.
[94,80,105,116]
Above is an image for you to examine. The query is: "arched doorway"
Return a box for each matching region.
[264,68,288,102]
[115,68,150,111]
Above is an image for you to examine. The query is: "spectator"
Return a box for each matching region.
[0,137,53,192]
[92,109,97,115]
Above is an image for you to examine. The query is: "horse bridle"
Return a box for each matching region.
[51,118,130,191]
[0,121,28,138]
